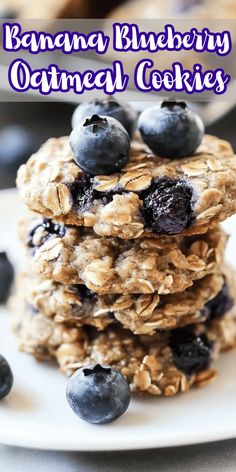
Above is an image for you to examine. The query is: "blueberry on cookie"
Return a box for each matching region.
[72,97,138,137]
[138,100,204,158]
[70,114,130,175]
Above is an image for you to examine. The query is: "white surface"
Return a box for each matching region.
[2,440,236,472]
[0,188,236,452]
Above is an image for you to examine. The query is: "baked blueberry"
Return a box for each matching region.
[0,252,14,304]
[204,280,234,321]
[170,329,213,376]
[66,364,131,424]
[0,126,37,173]
[70,115,130,175]
[70,175,99,211]
[70,174,94,210]
[28,219,66,248]
[70,174,120,211]
[75,285,97,301]
[140,177,194,235]
[138,101,204,158]
[41,219,66,238]
[0,355,13,399]
[72,97,138,137]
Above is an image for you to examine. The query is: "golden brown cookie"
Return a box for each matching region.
[11,286,236,396]
[19,215,227,294]
[16,269,229,334]
[17,134,235,239]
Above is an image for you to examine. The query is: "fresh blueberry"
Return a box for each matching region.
[66,364,131,424]
[138,101,204,158]
[204,280,234,321]
[28,218,66,248]
[0,355,13,399]
[0,252,14,304]
[170,328,213,376]
[140,177,194,235]
[0,126,37,173]
[75,285,97,301]
[70,115,130,175]
[72,97,138,137]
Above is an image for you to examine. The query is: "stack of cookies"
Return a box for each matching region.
[13,98,236,397]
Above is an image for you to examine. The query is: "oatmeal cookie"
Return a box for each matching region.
[19,215,227,294]
[17,269,231,334]
[16,134,235,239]
[11,293,236,396]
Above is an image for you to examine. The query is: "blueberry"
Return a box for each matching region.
[40,219,66,239]
[72,97,138,137]
[0,252,14,304]
[170,329,213,376]
[66,364,131,424]
[75,285,97,301]
[0,126,37,173]
[70,115,130,175]
[70,174,120,210]
[0,355,13,399]
[204,280,234,321]
[140,177,194,235]
[70,175,98,211]
[28,218,66,248]
[138,101,204,158]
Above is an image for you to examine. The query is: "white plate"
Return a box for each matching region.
[0,188,236,451]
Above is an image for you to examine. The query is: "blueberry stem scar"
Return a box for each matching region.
[83,364,111,376]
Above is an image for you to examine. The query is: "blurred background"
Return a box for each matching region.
[1,0,235,20]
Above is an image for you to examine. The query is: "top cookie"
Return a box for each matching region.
[17,133,236,239]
